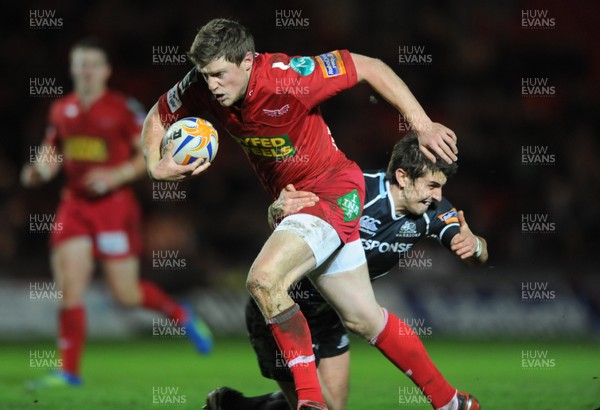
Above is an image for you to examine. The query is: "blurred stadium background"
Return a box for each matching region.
[1,0,599,409]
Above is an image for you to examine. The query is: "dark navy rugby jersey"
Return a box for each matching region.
[292,169,461,310]
[359,170,461,280]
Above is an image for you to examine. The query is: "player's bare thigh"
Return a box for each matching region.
[310,260,385,339]
[247,229,317,318]
[102,256,142,306]
[248,213,344,318]
[50,236,94,308]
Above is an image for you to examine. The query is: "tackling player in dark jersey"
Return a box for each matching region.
[204,134,487,410]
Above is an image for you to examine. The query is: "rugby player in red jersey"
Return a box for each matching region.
[142,19,459,410]
[204,134,485,410]
[21,38,212,389]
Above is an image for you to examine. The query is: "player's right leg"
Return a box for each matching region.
[27,236,94,389]
[274,355,349,410]
[246,214,344,409]
[204,293,350,410]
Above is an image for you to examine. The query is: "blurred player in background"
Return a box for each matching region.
[21,38,212,389]
[142,19,459,410]
[204,134,485,410]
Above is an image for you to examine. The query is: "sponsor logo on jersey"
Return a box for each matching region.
[438,209,459,224]
[337,189,360,222]
[359,215,381,236]
[396,220,420,238]
[263,104,290,117]
[362,239,414,254]
[63,136,108,162]
[315,51,347,78]
[231,134,296,159]
[290,57,315,76]
[166,85,182,113]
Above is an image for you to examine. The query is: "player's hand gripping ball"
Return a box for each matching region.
[161,117,219,165]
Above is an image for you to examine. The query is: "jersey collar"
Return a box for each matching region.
[385,180,404,221]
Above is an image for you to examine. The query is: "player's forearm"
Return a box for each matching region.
[352,53,431,131]
[23,143,62,186]
[115,151,146,185]
[141,103,166,176]
[36,156,62,181]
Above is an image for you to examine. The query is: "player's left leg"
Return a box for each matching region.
[310,250,457,410]
[317,354,349,410]
[203,353,349,410]
[102,256,212,354]
[97,189,212,354]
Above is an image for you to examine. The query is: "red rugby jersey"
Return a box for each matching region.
[44,91,144,196]
[157,50,359,199]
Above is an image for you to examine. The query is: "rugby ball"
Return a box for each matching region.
[161,117,218,165]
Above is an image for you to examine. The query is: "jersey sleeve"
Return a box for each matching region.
[428,198,461,250]
[268,50,358,110]
[157,67,210,128]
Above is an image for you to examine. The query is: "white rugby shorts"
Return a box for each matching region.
[274,213,366,275]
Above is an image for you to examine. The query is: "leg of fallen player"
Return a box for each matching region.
[275,352,349,410]
[311,262,459,410]
[203,354,349,410]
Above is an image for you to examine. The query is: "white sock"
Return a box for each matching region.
[436,390,458,410]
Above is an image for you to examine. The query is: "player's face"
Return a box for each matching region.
[400,169,447,216]
[199,53,253,107]
[70,48,111,94]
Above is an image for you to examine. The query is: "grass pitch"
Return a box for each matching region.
[1,338,599,409]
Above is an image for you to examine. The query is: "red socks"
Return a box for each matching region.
[57,282,184,378]
[372,310,455,409]
[139,280,187,323]
[59,306,85,376]
[268,304,324,404]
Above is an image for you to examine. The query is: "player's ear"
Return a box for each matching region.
[104,63,112,81]
[242,51,253,71]
[395,168,408,188]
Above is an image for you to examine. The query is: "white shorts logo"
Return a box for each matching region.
[97,231,130,256]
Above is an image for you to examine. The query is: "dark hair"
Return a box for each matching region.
[187,18,255,67]
[70,37,109,62]
[386,132,457,184]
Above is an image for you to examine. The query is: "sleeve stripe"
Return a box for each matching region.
[423,213,431,236]
[363,171,387,210]
[439,223,460,241]
[364,195,381,210]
